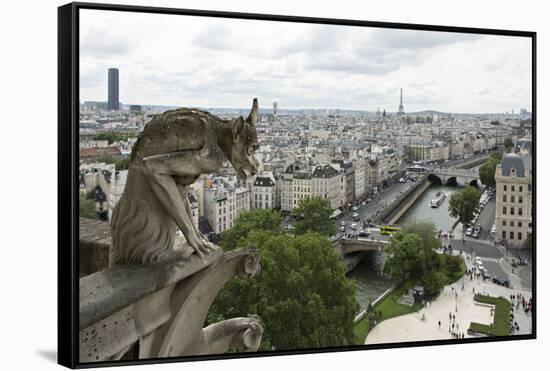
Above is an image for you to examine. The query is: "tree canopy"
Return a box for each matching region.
[94,131,135,144]
[504,137,514,153]
[400,220,441,268]
[293,196,336,237]
[479,151,503,187]
[209,210,358,351]
[97,152,130,170]
[383,220,464,299]
[448,186,481,226]
[79,192,98,219]
[383,232,426,282]
[219,209,282,250]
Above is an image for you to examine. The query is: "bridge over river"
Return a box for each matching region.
[338,152,493,312]
[429,168,481,187]
[375,167,482,225]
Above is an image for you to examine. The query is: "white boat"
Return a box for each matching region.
[430,191,446,208]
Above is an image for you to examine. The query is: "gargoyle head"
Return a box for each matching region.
[229,98,260,181]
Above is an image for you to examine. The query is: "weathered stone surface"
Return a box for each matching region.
[79,100,264,362]
[110,99,260,265]
[79,247,262,362]
[195,317,263,355]
[79,217,111,277]
[80,245,223,330]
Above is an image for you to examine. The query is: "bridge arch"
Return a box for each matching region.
[428,173,443,185]
[468,179,480,188]
[445,176,458,186]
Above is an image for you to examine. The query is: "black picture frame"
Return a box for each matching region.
[58,2,537,368]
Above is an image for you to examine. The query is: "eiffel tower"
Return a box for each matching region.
[397,88,405,116]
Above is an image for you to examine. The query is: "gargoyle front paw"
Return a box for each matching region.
[189,238,217,259]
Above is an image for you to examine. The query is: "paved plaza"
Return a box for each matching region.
[365,253,533,345]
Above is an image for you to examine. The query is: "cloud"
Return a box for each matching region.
[193,24,237,51]
[79,9,532,113]
[367,28,480,50]
[81,23,136,58]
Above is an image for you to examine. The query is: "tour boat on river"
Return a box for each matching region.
[430,191,446,208]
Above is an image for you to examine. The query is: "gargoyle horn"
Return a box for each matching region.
[246,98,258,125]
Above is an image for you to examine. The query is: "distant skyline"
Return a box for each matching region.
[80,10,532,114]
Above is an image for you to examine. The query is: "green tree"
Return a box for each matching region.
[115,157,130,170]
[401,220,440,269]
[448,186,481,226]
[479,151,503,187]
[94,131,132,144]
[504,137,514,153]
[209,230,359,350]
[421,270,447,299]
[383,232,426,282]
[220,209,282,250]
[293,196,336,237]
[97,152,130,170]
[79,192,98,219]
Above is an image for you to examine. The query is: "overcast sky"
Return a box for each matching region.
[80,9,532,113]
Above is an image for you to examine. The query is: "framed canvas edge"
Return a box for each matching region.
[57,2,537,369]
[58,2,80,369]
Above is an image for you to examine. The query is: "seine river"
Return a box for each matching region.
[400,184,460,232]
[347,251,393,311]
[348,184,461,311]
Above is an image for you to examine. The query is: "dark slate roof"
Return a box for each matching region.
[294,172,311,179]
[198,216,214,235]
[284,162,309,174]
[312,164,339,178]
[332,159,353,170]
[500,153,532,177]
[254,176,275,187]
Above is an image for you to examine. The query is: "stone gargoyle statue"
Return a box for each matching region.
[110,99,260,266]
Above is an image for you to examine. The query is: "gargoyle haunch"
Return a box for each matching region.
[110,99,260,265]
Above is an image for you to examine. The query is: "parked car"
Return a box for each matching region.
[339,226,346,232]
[350,223,358,230]
[358,230,370,237]
[466,227,473,236]
[341,221,346,226]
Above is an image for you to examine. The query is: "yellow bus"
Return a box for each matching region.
[380,225,401,235]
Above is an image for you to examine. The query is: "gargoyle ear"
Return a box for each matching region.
[246,98,258,125]
[233,116,245,140]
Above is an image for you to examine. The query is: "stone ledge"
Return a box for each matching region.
[79,217,111,277]
[80,247,224,330]
[79,246,262,362]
